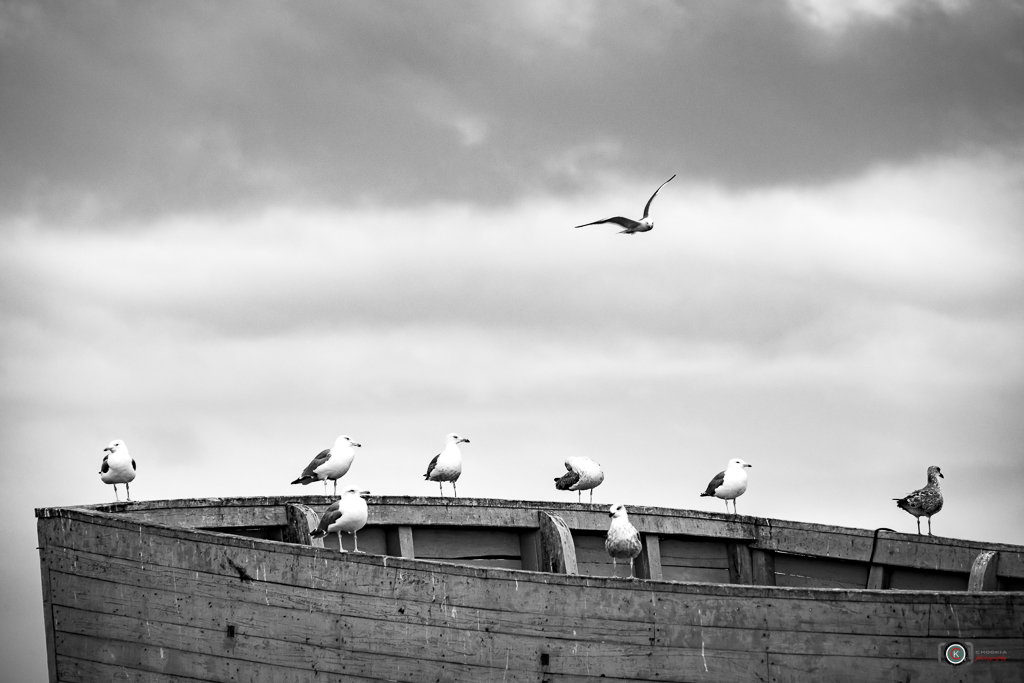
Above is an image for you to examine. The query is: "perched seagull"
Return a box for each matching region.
[554,456,605,503]
[894,465,944,536]
[605,503,643,579]
[700,458,752,515]
[291,435,361,495]
[311,488,370,552]
[424,433,469,497]
[574,175,676,234]
[99,439,136,502]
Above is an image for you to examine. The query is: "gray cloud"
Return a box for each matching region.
[2,1,1023,221]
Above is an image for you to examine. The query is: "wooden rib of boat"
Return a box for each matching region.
[36,496,1024,682]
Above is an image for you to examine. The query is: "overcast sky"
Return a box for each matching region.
[2,1,1023,678]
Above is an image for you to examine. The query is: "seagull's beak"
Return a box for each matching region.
[608,511,614,517]
[458,438,470,444]
[103,447,113,452]
[939,472,944,478]
[360,490,371,496]
[352,442,362,448]
[744,463,752,468]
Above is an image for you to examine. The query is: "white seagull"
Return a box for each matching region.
[700,458,752,515]
[291,435,361,495]
[574,175,676,234]
[424,433,469,497]
[605,503,643,579]
[99,439,136,502]
[554,456,605,503]
[894,465,944,536]
[311,488,370,552]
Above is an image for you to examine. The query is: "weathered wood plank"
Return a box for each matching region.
[888,567,969,592]
[865,564,888,590]
[385,525,415,558]
[56,655,210,683]
[519,530,541,572]
[282,503,319,547]
[773,554,870,590]
[751,549,776,587]
[412,527,522,559]
[539,511,577,575]
[36,560,58,683]
[728,543,753,585]
[969,551,999,592]
[38,515,1024,637]
[637,534,663,581]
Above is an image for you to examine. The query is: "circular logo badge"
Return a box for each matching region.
[944,642,968,666]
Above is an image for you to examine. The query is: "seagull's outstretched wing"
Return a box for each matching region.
[575,216,643,230]
[641,174,675,219]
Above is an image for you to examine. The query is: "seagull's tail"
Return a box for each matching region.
[291,476,318,485]
[894,498,909,511]
[310,528,327,538]
[699,491,713,497]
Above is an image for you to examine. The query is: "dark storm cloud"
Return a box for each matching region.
[1,0,1023,221]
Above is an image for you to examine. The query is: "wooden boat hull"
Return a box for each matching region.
[37,497,1024,682]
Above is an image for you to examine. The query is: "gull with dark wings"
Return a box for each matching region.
[575,175,676,234]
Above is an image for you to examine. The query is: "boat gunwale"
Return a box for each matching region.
[36,497,1024,599]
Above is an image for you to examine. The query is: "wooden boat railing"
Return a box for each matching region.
[59,496,1024,593]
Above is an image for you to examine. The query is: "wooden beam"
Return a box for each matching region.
[519,530,541,572]
[637,534,663,581]
[283,503,321,547]
[385,525,415,559]
[969,551,999,592]
[865,564,889,590]
[539,512,577,575]
[751,549,776,586]
[728,543,754,585]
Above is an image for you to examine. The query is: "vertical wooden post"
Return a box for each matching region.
[968,551,999,592]
[751,549,776,586]
[538,512,578,575]
[866,564,889,590]
[37,554,58,682]
[284,503,323,548]
[636,533,663,581]
[386,525,416,559]
[728,543,754,585]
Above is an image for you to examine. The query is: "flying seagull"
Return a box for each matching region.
[311,488,370,552]
[575,175,676,234]
[700,458,752,515]
[605,503,643,579]
[99,439,136,502]
[554,456,605,503]
[291,435,361,495]
[424,433,469,497]
[894,465,944,536]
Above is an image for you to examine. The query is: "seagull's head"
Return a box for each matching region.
[728,458,752,469]
[104,439,126,453]
[608,503,628,519]
[337,435,361,448]
[341,487,370,498]
[446,433,470,445]
[928,465,943,480]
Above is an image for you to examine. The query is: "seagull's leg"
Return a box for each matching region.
[438,481,444,497]
[113,484,120,502]
[612,557,617,575]
[724,500,729,514]
[733,499,738,515]
[337,531,346,552]
[353,531,361,553]
[323,479,328,494]
[916,518,921,535]
[126,481,131,502]
[333,479,338,496]
[589,490,593,504]
[927,517,933,537]
[453,482,458,498]
[629,558,635,579]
